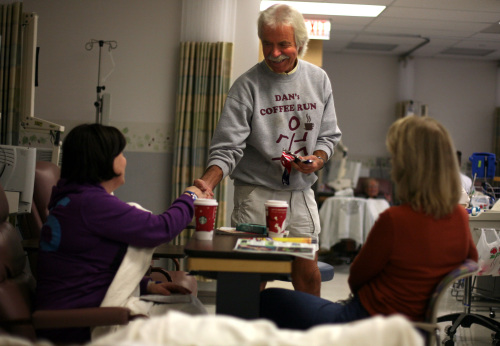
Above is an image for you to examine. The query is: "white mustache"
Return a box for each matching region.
[267,55,289,63]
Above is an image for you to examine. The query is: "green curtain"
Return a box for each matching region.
[172,41,233,233]
[0,2,23,145]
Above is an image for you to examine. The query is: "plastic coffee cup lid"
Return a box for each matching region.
[265,200,288,207]
[194,198,218,206]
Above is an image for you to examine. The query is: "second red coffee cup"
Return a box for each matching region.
[265,200,288,238]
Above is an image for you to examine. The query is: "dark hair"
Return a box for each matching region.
[61,124,126,184]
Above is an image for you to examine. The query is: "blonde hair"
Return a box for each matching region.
[386,116,461,218]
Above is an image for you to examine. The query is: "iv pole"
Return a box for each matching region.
[85,39,117,124]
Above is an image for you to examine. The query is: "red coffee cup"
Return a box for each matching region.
[265,200,288,238]
[194,198,218,240]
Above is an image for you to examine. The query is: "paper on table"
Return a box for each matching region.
[233,238,315,260]
[271,237,316,244]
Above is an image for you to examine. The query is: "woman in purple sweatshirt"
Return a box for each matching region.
[35,124,208,343]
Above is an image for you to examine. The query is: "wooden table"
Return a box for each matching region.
[184,234,293,319]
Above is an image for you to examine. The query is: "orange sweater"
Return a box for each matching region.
[348,204,478,321]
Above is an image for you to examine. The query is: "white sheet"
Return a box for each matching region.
[0,313,425,346]
[91,245,156,339]
[319,197,366,249]
[90,311,424,346]
[319,197,390,250]
[91,203,207,340]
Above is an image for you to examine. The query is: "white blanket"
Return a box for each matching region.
[90,243,206,340]
[319,197,366,249]
[0,313,425,346]
[91,245,155,340]
[91,201,156,339]
[90,311,424,346]
[319,197,390,250]
[91,203,206,340]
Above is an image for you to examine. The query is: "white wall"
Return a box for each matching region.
[415,58,497,161]
[24,0,182,126]
[224,0,261,224]
[323,52,497,163]
[323,53,399,158]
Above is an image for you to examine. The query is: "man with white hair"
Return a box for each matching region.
[195,4,341,296]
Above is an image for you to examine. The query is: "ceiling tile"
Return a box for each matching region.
[282,0,500,59]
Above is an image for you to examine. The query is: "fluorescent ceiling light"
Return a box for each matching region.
[260,1,386,17]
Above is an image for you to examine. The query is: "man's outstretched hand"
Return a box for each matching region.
[194,179,214,198]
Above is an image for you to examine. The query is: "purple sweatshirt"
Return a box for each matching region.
[35,180,194,342]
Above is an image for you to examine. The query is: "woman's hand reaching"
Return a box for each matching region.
[184,185,211,199]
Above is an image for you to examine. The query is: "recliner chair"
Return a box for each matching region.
[28,161,61,238]
[18,161,60,278]
[0,182,136,342]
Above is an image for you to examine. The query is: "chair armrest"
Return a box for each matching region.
[165,271,198,296]
[148,268,198,296]
[412,321,438,333]
[32,307,137,329]
[150,267,173,282]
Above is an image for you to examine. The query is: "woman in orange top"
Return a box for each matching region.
[260,115,478,329]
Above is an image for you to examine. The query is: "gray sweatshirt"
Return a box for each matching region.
[208,60,342,191]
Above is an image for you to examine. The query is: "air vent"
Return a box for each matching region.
[346,42,397,51]
[440,47,495,57]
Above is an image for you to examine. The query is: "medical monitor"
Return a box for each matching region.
[0,145,36,213]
